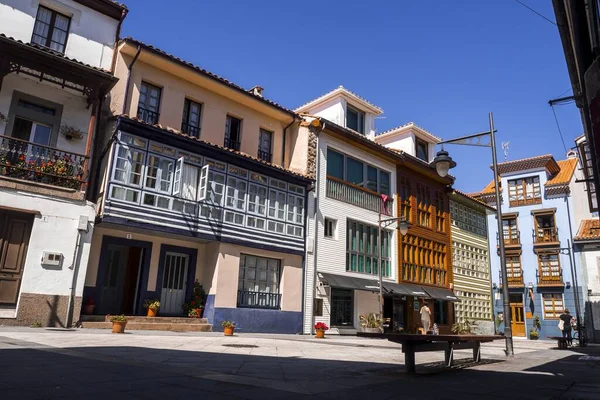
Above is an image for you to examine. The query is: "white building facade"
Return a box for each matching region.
[0,0,124,326]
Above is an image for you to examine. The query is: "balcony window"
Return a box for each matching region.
[237,255,281,309]
[346,105,365,134]
[113,146,145,186]
[258,129,273,162]
[225,176,247,211]
[502,218,519,245]
[181,99,201,138]
[542,293,564,319]
[225,115,242,150]
[435,191,445,232]
[138,82,161,124]
[399,176,412,222]
[247,183,268,216]
[508,176,541,206]
[416,183,431,227]
[144,154,174,193]
[504,256,522,284]
[31,6,70,53]
[416,138,429,162]
[538,253,562,284]
[346,219,391,277]
[287,194,304,224]
[326,148,391,194]
[534,214,558,243]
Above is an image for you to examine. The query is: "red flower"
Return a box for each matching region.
[314,322,329,331]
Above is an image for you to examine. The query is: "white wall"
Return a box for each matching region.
[0,74,91,154]
[301,96,377,137]
[303,133,397,333]
[0,189,95,317]
[0,0,118,70]
[376,131,415,155]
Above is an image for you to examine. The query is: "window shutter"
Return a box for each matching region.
[198,164,209,201]
[173,157,184,196]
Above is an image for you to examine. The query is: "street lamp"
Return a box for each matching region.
[432,112,515,357]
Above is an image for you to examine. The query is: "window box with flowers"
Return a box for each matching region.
[314,322,329,338]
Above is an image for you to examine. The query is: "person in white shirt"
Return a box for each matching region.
[420,302,432,333]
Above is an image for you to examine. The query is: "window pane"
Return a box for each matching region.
[346,158,364,185]
[327,149,344,179]
[367,166,378,192]
[379,171,390,195]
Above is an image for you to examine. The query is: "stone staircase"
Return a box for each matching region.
[79,315,213,332]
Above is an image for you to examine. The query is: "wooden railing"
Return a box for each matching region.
[0,134,88,190]
[326,176,393,215]
[237,290,281,309]
[535,227,559,244]
[537,266,563,285]
[499,269,523,286]
[498,231,520,246]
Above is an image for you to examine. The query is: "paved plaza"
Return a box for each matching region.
[0,327,599,399]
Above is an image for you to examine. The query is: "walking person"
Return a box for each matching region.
[559,309,575,347]
[420,301,432,334]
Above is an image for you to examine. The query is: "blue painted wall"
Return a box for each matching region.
[209,306,302,334]
[487,167,586,337]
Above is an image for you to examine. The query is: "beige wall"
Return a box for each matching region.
[109,50,293,167]
[212,242,303,312]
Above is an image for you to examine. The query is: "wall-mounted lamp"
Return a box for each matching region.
[492,283,498,290]
[566,281,571,289]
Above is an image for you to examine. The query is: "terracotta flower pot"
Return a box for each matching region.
[224,327,234,336]
[112,321,127,334]
[83,305,95,315]
[315,329,325,338]
[147,308,157,317]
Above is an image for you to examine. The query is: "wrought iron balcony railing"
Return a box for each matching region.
[0,134,88,190]
[326,176,393,216]
[257,149,272,163]
[181,122,200,138]
[137,106,160,125]
[237,290,281,309]
[534,227,559,244]
[225,138,241,151]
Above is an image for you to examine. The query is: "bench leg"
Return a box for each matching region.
[404,343,416,373]
[473,342,481,363]
[445,345,454,367]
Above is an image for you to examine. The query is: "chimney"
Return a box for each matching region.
[250,85,264,97]
[566,149,578,159]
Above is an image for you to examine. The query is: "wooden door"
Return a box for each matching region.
[160,252,189,315]
[0,210,33,305]
[509,294,526,337]
[98,244,129,315]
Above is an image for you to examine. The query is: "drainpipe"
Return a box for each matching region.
[110,9,129,74]
[565,196,584,324]
[122,45,142,115]
[65,220,88,327]
[310,121,325,334]
[282,116,296,168]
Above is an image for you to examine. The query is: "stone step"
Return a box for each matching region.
[80,321,213,332]
[80,315,208,324]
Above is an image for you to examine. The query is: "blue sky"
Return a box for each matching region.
[121,0,581,193]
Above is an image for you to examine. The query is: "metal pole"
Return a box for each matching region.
[566,240,583,346]
[378,212,383,319]
[490,112,514,356]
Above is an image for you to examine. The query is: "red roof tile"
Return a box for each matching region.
[574,219,600,241]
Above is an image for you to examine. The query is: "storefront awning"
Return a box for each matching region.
[382,281,430,297]
[421,286,460,302]
[318,272,381,292]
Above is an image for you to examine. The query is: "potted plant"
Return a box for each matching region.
[182,280,206,318]
[60,124,84,140]
[82,297,95,315]
[359,313,382,333]
[529,315,541,340]
[108,315,127,333]
[222,320,235,336]
[143,299,160,317]
[451,319,477,334]
[314,322,329,338]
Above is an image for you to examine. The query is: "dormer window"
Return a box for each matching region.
[31,6,70,54]
[346,105,365,134]
[416,138,429,162]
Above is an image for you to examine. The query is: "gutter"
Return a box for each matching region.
[110,8,129,73]
[122,44,142,114]
[282,116,296,167]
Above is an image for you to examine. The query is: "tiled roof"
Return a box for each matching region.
[0,34,114,77]
[295,86,383,113]
[494,154,561,175]
[118,115,312,181]
[546,158,578,187]
[480,177,500,195]
[574,219,600,241]
[121,38,297,117]
[452,189,495,210]
[376,122,442,142]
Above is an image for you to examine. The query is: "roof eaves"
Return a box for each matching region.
[376,122,442,142]
[295,86,383,114]
[121,38,297,118]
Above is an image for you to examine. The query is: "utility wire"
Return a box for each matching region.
[551,105,569,154]
[514,0,557,26]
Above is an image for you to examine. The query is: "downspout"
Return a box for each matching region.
[65,225,85,328]
[110,9,129,74]
[122,44,142,115]
[310,122,325,334]
[282,116,296,168]
[565,195,583,320]
[300,180,310,334]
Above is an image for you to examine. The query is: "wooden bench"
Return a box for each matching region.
[357,332,502,373]
[547,336,569,349]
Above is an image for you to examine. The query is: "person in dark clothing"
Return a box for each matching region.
[559,309,574,346]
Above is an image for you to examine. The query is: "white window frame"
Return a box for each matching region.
[246,215,266,231]
[109,184,141,204]
[267,220,285,234]
[286,224,303,238]
[248,183,268,216]
[268,188,286,221]
[225,176,247,211]
[112,144,145,187]
[141,191,172,210]
[198,164,209,201]
[144,153,175,194]
[224,210,245,226]
[287,193,304,224]
[204,170,226,207]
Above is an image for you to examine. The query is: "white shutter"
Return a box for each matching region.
[198,164,209,201]
[173,157,184,196]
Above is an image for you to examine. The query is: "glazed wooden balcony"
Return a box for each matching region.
[0,134,88,191]
[537,267,563,286]
[497,231,521,248]
[499,269,524,287]
[326,175,393,216]
[534,227,559,245]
